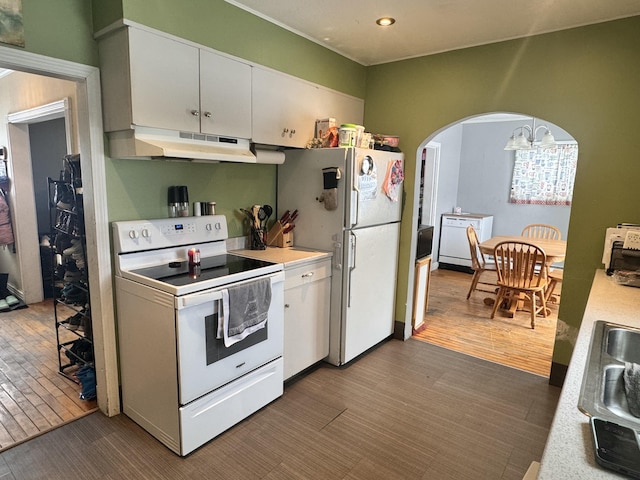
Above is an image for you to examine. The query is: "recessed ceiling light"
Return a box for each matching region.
[376,17,395,27]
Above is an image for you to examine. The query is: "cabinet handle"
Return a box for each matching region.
[301,272,314,278]
[282,128,289,137]
[290,129,296,137]
[203,111,212,118]
[191,110,200,117]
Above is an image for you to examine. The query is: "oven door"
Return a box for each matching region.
[175,271,284,405]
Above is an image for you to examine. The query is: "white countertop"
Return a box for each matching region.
[232,246,331,268]
[539,270,640,479]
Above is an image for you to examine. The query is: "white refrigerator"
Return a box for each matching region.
[278,147,404,365]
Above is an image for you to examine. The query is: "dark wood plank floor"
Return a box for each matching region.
[0,299,97,452]
[413,269,558,377]
[0,338,560,479]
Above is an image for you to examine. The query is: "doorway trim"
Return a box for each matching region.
[0,46,120,416]
[7,99,72,304]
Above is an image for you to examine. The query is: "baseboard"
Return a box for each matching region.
[439,263,474,274]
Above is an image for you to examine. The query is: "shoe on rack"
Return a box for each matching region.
[66,312,83,331]
[63,239,82,256]
[63,270,83,283]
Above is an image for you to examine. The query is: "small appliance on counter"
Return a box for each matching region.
[604,225,640,287]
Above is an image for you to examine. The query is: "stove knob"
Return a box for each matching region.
[205,223,212,231]
[141,228,151,238]
[215,222,222,230]
[128,229,139,239]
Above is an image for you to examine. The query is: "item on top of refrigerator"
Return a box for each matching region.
[339,124,357,147]
[373,134,401,152]
[315,118,336,138]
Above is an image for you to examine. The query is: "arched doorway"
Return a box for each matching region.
[408,112,578,375]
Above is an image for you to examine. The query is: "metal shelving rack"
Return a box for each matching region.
[47,156,93,383]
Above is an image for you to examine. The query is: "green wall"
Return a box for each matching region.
[18,0,98,66]
[106,160,275,237]
[364,16,640,369]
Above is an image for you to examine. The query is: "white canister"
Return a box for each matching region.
[339,125,357,147]
[355,125,365,147]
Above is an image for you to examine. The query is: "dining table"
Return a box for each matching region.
[479,235,567,317]
[479,235,567,264]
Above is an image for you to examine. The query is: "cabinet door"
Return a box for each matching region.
[199,51,252,138]
[252,67,319,147]
[283,260,331,380]
[315,88,364,129]
[128,28,200,132]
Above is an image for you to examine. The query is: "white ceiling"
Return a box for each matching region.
[226,0,640,65]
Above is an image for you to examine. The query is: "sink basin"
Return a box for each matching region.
[579,321,640,427]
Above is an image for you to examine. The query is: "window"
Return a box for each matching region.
[510,143,578,205]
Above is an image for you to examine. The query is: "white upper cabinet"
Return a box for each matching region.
[199,50,251,138]
[315,87,365,130]
[251,67,320,148]
[99,27,251,138]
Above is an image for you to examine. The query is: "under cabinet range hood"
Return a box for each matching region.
[107,126,256,163]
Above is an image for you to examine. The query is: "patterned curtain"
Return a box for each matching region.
[510,144,578,205]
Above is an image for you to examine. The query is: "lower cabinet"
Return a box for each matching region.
[283,258,331,380]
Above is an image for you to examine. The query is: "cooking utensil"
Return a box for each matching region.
[252,205,261,229]
[257,207,268,229]
[263,204,273,228]
[239,208,254,223]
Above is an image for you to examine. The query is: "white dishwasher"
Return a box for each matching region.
[439,213,493,269]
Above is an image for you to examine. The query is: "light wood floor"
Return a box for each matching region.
[0,338,560,479]
[413,269,559,377]
[0,299,97,452]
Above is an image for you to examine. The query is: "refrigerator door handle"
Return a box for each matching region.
[351,186,360,228]
[333,242,342,271]
[348,231,357,307]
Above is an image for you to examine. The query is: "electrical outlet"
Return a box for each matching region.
[623,231,640,250]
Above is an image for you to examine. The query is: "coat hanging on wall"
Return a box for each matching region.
[0,187,15,247]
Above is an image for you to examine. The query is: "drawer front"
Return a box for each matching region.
[285,259,331,290]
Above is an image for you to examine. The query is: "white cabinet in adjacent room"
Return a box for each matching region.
[98,27,251,139]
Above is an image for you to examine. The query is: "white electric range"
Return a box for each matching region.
[112,215,284,455]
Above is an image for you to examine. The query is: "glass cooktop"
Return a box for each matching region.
[130,254,276,287]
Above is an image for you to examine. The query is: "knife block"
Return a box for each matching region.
[266,223,293,248]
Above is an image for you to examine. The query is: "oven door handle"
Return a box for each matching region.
[178,290,224,309]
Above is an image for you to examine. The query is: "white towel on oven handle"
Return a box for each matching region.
[217,278,271,347]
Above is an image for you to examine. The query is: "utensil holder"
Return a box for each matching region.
[250,227,266,250]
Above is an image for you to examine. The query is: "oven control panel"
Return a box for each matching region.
[112,215,228,253]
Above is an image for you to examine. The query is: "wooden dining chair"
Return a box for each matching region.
[466,225,497,299]
[545,267,563,304]
[491,241,548,329]
[521,224,561,240]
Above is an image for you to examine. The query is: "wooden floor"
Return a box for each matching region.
[0,299,97,452]
[0,338,560,479]
[413,269,559,377]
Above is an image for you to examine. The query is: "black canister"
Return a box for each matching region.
[168,186,179,218]
[177,186,189,217]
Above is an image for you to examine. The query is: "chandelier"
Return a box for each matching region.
[504,117,556,150]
